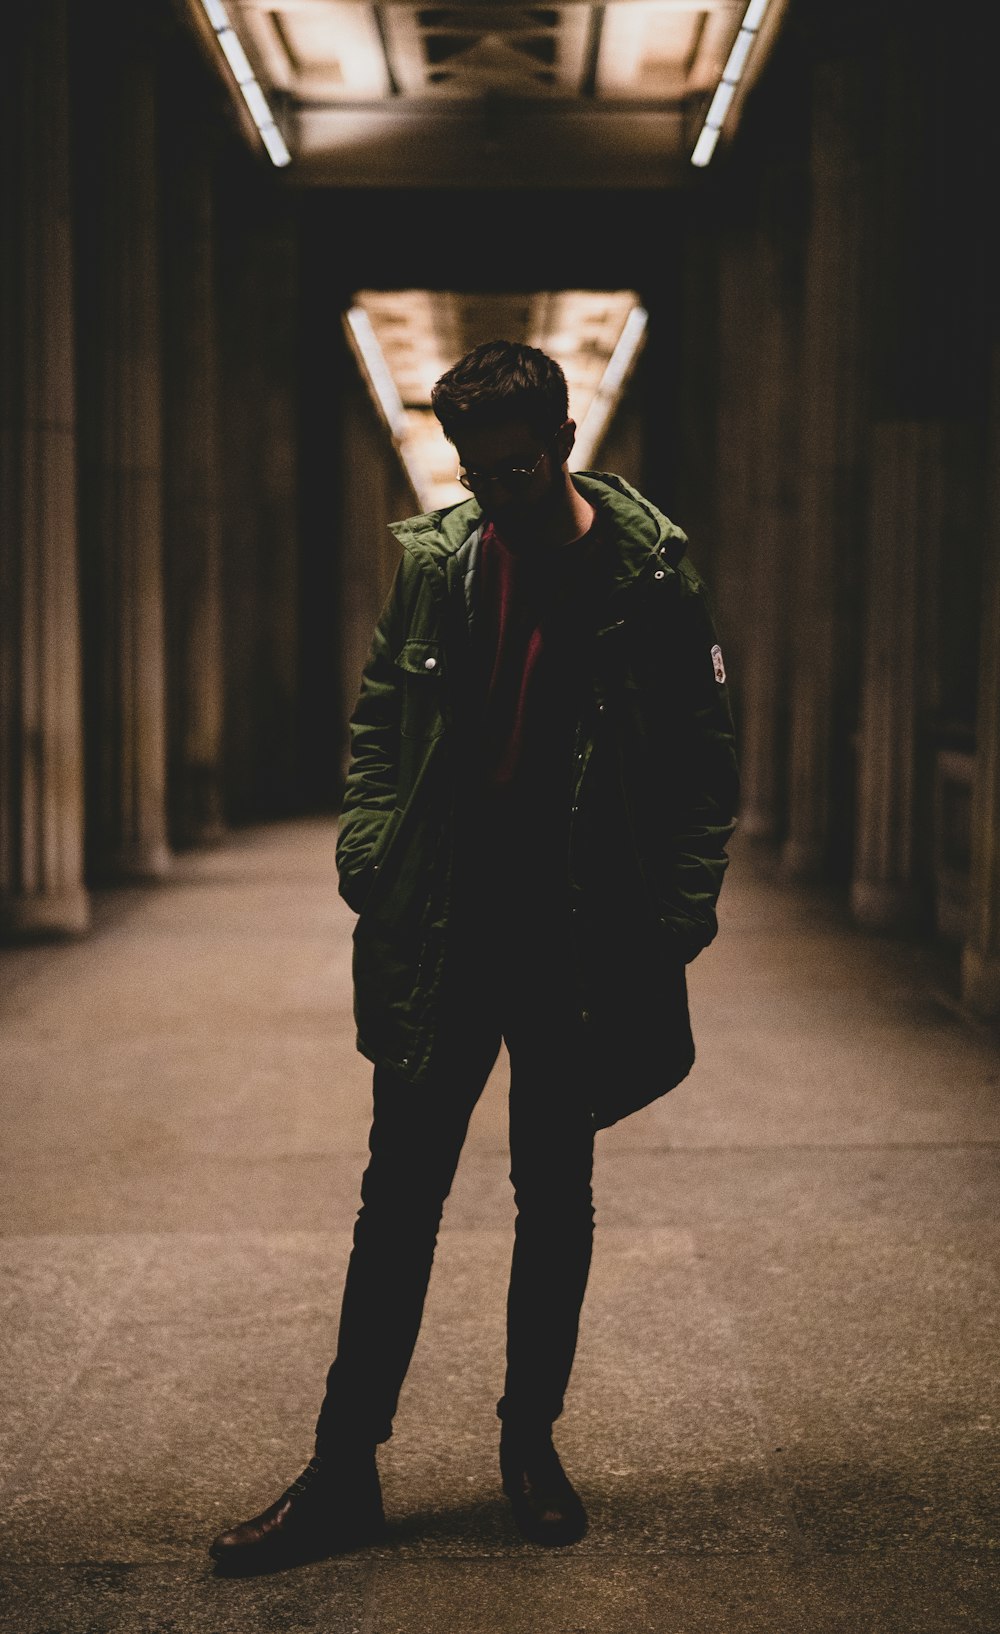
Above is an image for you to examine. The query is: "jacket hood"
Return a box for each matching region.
[388,471,691,604]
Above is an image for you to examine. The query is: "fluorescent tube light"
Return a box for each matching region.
[572,305,648,470]
[197,0,291,168]
[599,305,648,398]
[690,0,771,168]
[217,25,254,86]
[259,122,292,168]
[705,79,736,128]
[723,27,755,83]
[346,307,408,440]
[691,125,721,168]
[242,80,272,128]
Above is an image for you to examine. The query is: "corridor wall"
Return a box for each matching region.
[1,1,309,940]
[669,0,1000,1015]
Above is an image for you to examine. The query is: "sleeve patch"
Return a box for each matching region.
[711,644,726,684]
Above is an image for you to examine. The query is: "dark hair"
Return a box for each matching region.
[430,340,569,444]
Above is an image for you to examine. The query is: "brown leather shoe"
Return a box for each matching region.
[209,1452,386,1576]
[500,1428,588,1547]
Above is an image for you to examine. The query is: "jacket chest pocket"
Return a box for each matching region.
[394,639,446,741]
[594,623,646,709]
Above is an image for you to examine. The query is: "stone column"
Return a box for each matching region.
[75,18,170,880]
[962,348,1000,1016]
[710,217,758,727]
[851,14,988,930]
[216,169,300,821]
[0,3,89,937]
[672,214,720,579]
[161,115,226,850]
[850,423,947,928]
[739,161,806,841]
[781,53,872,879]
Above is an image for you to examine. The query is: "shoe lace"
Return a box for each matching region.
[281,1455,325,1502]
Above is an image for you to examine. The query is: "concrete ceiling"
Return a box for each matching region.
[181,4,790,510]
[188,1,791,186]
[347,288,646,509]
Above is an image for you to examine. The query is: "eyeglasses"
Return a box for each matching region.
[457,437,555,494]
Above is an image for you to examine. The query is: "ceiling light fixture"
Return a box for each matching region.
[571,305,649,471]
[345,307,427,501]
[198,0,291,167]
[690,0,770,168]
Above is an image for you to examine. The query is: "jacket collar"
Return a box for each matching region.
[388,471,689,613]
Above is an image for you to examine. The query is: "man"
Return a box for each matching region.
[210,341,738,1574]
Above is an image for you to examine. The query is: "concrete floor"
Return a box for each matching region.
[1,818,999,1633]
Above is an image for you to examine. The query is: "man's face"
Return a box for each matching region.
[454,419,572,536]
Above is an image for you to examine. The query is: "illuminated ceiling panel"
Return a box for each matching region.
[383,5,591,99]
[186,1,791,185]
[239,1,390,98]
[599,5,703,98]
[348,290,646,510]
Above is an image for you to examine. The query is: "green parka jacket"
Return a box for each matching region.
[336,471,739,1130]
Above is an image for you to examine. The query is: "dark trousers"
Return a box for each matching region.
[314,879,596,1450]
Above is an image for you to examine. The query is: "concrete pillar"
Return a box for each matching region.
[711,219,757,727]
[851,14,988,931]
[0,3,89,937]
[298,249,348,813]
[739,162,806,841]
[216,171,300,820]
[963,347,1000,1017]
[673,215,720,581]
[851,423,947,929]
[75,23,170,879]
[782,54,871,879]
[161,121,226,850]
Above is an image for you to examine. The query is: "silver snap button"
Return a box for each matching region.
[424,656,437,670]
[654,569,665,580]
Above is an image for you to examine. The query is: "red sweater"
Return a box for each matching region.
[469,519,601,888]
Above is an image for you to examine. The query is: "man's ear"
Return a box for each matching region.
[557,419,576,465]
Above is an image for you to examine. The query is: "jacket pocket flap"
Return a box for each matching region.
[394,639,443,676]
